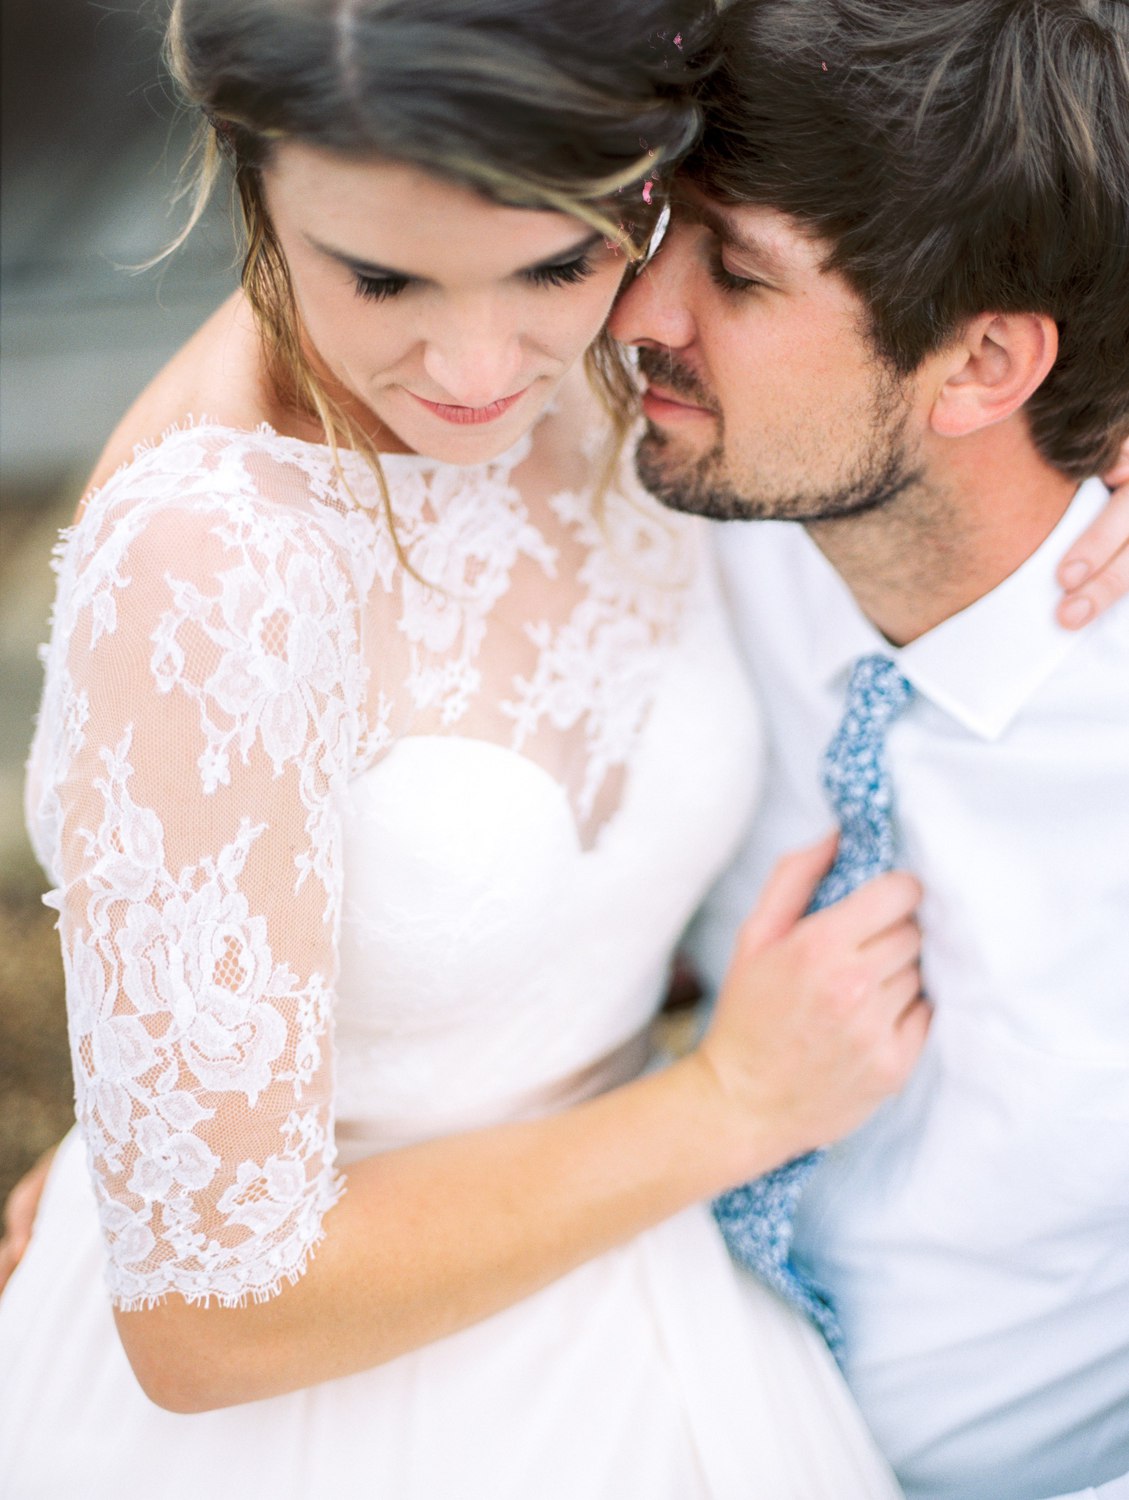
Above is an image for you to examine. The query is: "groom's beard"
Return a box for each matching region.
[633,348,924,524]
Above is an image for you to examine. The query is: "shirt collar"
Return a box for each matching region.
[808,477,1111,741]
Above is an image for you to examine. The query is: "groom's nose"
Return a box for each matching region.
[608,235,698,352]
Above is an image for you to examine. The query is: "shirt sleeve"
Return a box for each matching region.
[35,489,364,1309]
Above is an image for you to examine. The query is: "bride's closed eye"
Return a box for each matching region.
[523,253,596,289]
[354,271,412,303]
[352,253,596,304]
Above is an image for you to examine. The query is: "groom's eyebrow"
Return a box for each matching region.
[685,199,792,281]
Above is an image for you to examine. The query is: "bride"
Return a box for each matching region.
[1,2,1121,1496]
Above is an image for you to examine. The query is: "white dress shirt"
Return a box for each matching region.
[693,479,1129,1500]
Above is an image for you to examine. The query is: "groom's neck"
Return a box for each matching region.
[804,420,1078,646]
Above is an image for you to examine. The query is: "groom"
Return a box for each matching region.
[610,2,1129,1498]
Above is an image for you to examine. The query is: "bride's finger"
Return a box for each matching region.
[1099,435,1129,490]
[1056,478,1129,627]
[0,1146,56,1269]
[814,870,922,949]
[1057,542,1129,629]
[0,1239,17,1295]
[886,994,932,1080]
[860,920,921,983]
[881,962,923,1012]
[736,832,839,955]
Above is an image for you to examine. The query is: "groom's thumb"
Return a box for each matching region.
[736,832,838,956]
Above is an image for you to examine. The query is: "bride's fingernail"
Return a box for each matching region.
[1060,596,1094,627]
[1060,560,1090,589]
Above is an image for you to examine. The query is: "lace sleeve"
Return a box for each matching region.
[33,484,365,1309]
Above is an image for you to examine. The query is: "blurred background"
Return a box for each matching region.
[0,0,234,1202]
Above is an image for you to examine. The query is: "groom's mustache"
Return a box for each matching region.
[636,348,721,416]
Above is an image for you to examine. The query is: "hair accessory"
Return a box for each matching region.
[205,109,239,154]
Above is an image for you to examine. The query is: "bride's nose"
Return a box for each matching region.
[421,307,525,408]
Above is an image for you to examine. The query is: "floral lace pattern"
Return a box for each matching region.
[26,419,700,1307]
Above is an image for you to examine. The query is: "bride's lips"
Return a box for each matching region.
[409,388,529,425]
[641,384,714,423]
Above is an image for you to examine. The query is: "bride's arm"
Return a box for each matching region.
[120,846,923,1413]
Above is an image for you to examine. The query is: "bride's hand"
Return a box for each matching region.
[0,1145,57,1295]
[1056,439,1129,628]
[692,835,929,1186]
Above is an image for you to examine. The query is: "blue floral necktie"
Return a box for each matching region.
[712,654,916,1352]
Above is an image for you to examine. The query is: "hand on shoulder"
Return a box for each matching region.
[1057,440,1129,628]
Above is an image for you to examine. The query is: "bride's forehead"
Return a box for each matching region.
[265,143,594,276]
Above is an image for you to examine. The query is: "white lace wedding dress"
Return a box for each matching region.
[0,417,902,1499]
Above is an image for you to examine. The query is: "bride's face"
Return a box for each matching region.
[263,144,630,462]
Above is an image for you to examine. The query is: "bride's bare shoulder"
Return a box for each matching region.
[79,292,269,515]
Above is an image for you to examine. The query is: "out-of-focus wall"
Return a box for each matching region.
[0,0,235,1199]
[2,0,234,485]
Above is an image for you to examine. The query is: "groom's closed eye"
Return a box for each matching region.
[706,241,767,296]
[673,195,794,292]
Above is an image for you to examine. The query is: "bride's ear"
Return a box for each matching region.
[929,312,1058,440]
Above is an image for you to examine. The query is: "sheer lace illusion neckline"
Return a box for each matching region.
[82,414,537,518]
[63,410,700,853]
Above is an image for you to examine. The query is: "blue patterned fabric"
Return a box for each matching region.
[713,654,916,1353]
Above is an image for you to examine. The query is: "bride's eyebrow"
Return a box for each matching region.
[306,230,605,284]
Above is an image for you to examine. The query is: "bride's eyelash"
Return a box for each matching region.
[352,255,595,303]
[354,273,411,303]
[524,254,596,289]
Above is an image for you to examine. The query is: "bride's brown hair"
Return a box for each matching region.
[163,0,713,539]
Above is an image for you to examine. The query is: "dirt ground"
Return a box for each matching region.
[0,493,77,1209]
[0,875,72,1208]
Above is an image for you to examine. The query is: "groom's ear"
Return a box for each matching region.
[928,312,1058,440]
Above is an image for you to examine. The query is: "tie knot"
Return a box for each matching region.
[843,654,915,733]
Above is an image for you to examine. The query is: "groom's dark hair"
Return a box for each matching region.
[688,0,1129,479]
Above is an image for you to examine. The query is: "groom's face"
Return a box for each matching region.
[609,186,928,522]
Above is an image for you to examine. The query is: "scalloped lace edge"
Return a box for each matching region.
[105,1168,348,1313]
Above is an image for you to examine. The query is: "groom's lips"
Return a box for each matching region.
[641,383,714,423]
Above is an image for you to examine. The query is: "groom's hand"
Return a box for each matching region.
[692,836,930,1188]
